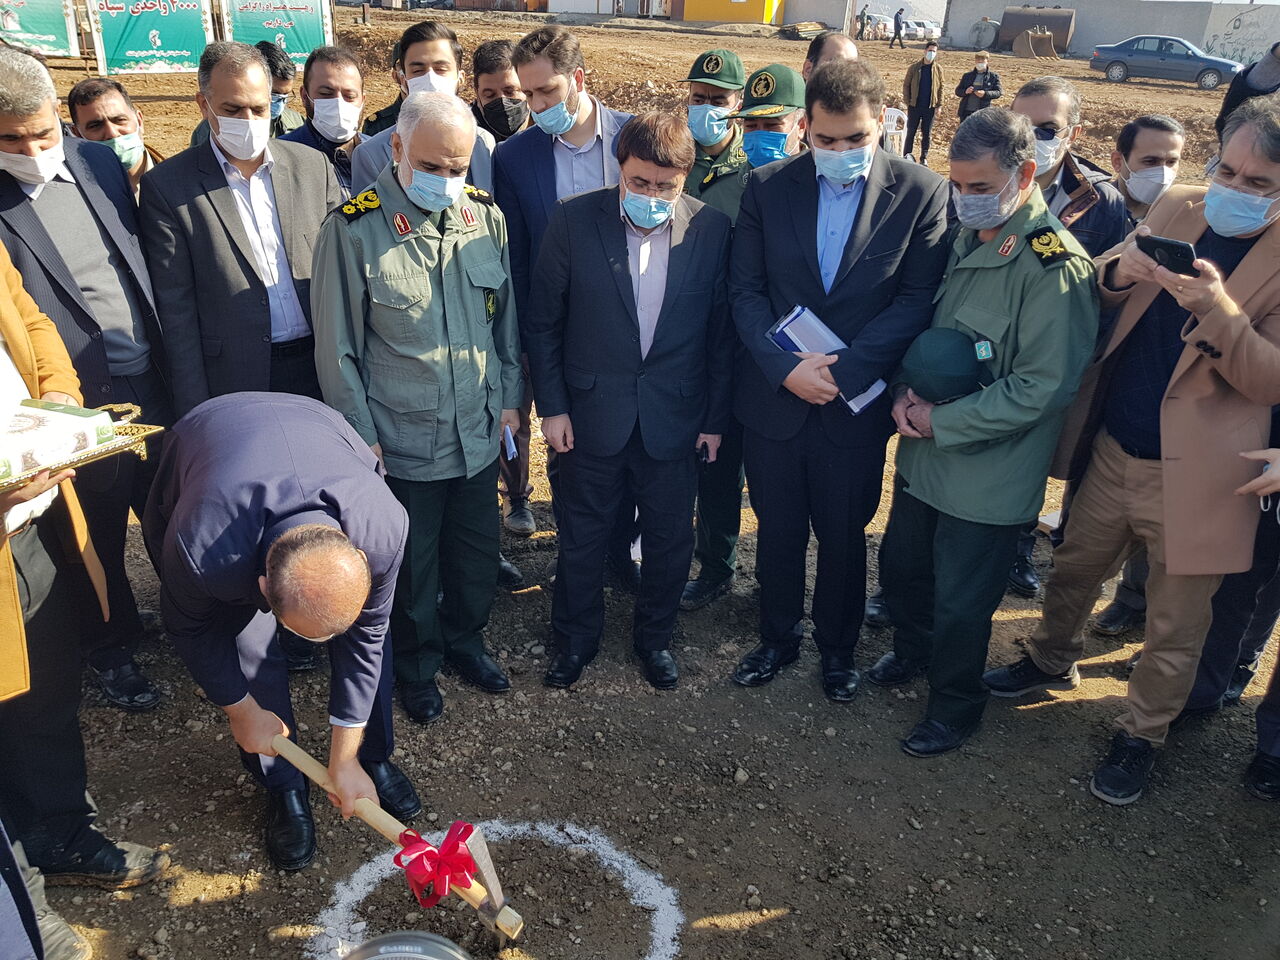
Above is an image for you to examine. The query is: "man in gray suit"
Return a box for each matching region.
[524,112,733,691]
[139,41,343,419]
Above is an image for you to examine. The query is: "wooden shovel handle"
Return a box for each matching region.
[269,735,524,939]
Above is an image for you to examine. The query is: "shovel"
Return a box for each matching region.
[271,735,524,943]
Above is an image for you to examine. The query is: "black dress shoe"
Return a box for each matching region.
[1007,556,1040,597]
[983,655,1080,697]
[91,660,161,712]
[544,651,592,688]
[636,649,678,689]
[361,759,423,821]
[867,651,928,687]
[863,590,892,628]
[41,838,170,889]
[449,651,511,693]
[607,555,643,593]
[503,499,536,537]
[497,553,525,591]
[1089,732,1156,806]
[1244,751,1280,801]
[279,626,319,672]
[901,718,979,757]
[1092,600,1145,636]
[679,574,734,612]
[35,903,92,960]
[820,651,861,703]
[400,679,444,725]
[264,788,315,872]
[731,642,799,687]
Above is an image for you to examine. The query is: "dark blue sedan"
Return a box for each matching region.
[1090,35,1242,90]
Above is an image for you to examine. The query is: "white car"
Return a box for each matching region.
[904,19,941,40]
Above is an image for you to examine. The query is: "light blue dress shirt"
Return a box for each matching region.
[553,97,607,200]
[815,167,866,293]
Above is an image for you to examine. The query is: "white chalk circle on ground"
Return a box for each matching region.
[307,819,684,960]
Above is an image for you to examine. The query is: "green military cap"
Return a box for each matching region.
[681,49,746,90]
[727,64,805,119]
[901,328,985,404]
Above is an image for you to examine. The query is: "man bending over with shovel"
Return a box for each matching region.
[143,392,421,871]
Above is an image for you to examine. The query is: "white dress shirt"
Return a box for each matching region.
[0,333,59,535]
[19,161,75,201]
[619,196,673,359]
[209,139,311,343]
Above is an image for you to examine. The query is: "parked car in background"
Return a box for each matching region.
[866,13,892,39]
[1090,35,1242,90]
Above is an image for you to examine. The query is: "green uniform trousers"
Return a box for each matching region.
[881,475,1023,727]
[387,459,500,683]
[692,417,745,584]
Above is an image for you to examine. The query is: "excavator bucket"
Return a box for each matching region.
[1012,28,1059,59]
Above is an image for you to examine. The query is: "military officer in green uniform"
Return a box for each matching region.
[680,60,806,613]
[681,49,749,223]
[676,49,754,612]
[872,107,1098,758]
[730,64,808,170]
[312,92,523,726]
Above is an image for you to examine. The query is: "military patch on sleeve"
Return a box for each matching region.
[485,289,497,322]
[463,184,494,205]
[1027,226,1072,267]
[341,189,380,219]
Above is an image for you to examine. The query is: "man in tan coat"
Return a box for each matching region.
[984,97,1280,805]
[0,242,168,958]
[902,40,944,164]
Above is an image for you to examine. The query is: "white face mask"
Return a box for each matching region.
[407,70,458,97]
[310,96,363,143]
[214,114,271,161]
[0,129,65,185]
[1121,160,1177,205]
[1033,135,1064,176]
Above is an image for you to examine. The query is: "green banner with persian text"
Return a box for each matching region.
[222,0,332,68]
[0,0,79,58]
[87,0,213,74]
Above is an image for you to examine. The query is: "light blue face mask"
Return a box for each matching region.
[270,92,289,120]
[622,188,676,229]
[402,164,465,212]
[104,131,145,170]
[687,103,731,147]
[952,171,1020,230]
[812,143,873,184]
[1203,180,1280,238]
[743,129,790,168]
[531,97,576,137]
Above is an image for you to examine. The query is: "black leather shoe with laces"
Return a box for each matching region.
[1089,732,1157,806]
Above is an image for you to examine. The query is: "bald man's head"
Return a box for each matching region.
[260,525,371,642]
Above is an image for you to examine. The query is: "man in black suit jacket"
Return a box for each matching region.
[139,41,343,418]
[525,113,733,690]
[0,46,172,712]
[730,60,949,702]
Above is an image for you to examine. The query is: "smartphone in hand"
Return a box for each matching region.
[1136,234,1201,278]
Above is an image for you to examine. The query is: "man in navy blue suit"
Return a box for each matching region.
[142,393,421,872]
[494,25,639,563]
[0,46,172,714]
[729,60,949,702]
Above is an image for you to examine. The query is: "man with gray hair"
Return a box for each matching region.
[312,92,523,726]
[139,40,343,419]
[0,45,171,713]
[874,107,1097,758]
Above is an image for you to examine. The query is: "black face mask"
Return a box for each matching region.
[480,96,530,141]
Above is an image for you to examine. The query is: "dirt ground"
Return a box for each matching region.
[39,12,1279,960]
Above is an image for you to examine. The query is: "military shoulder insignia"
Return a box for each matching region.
[341,188,380,220]
[1027,226,1071,266]
[751,71,776,98]
[463,184,494,205]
